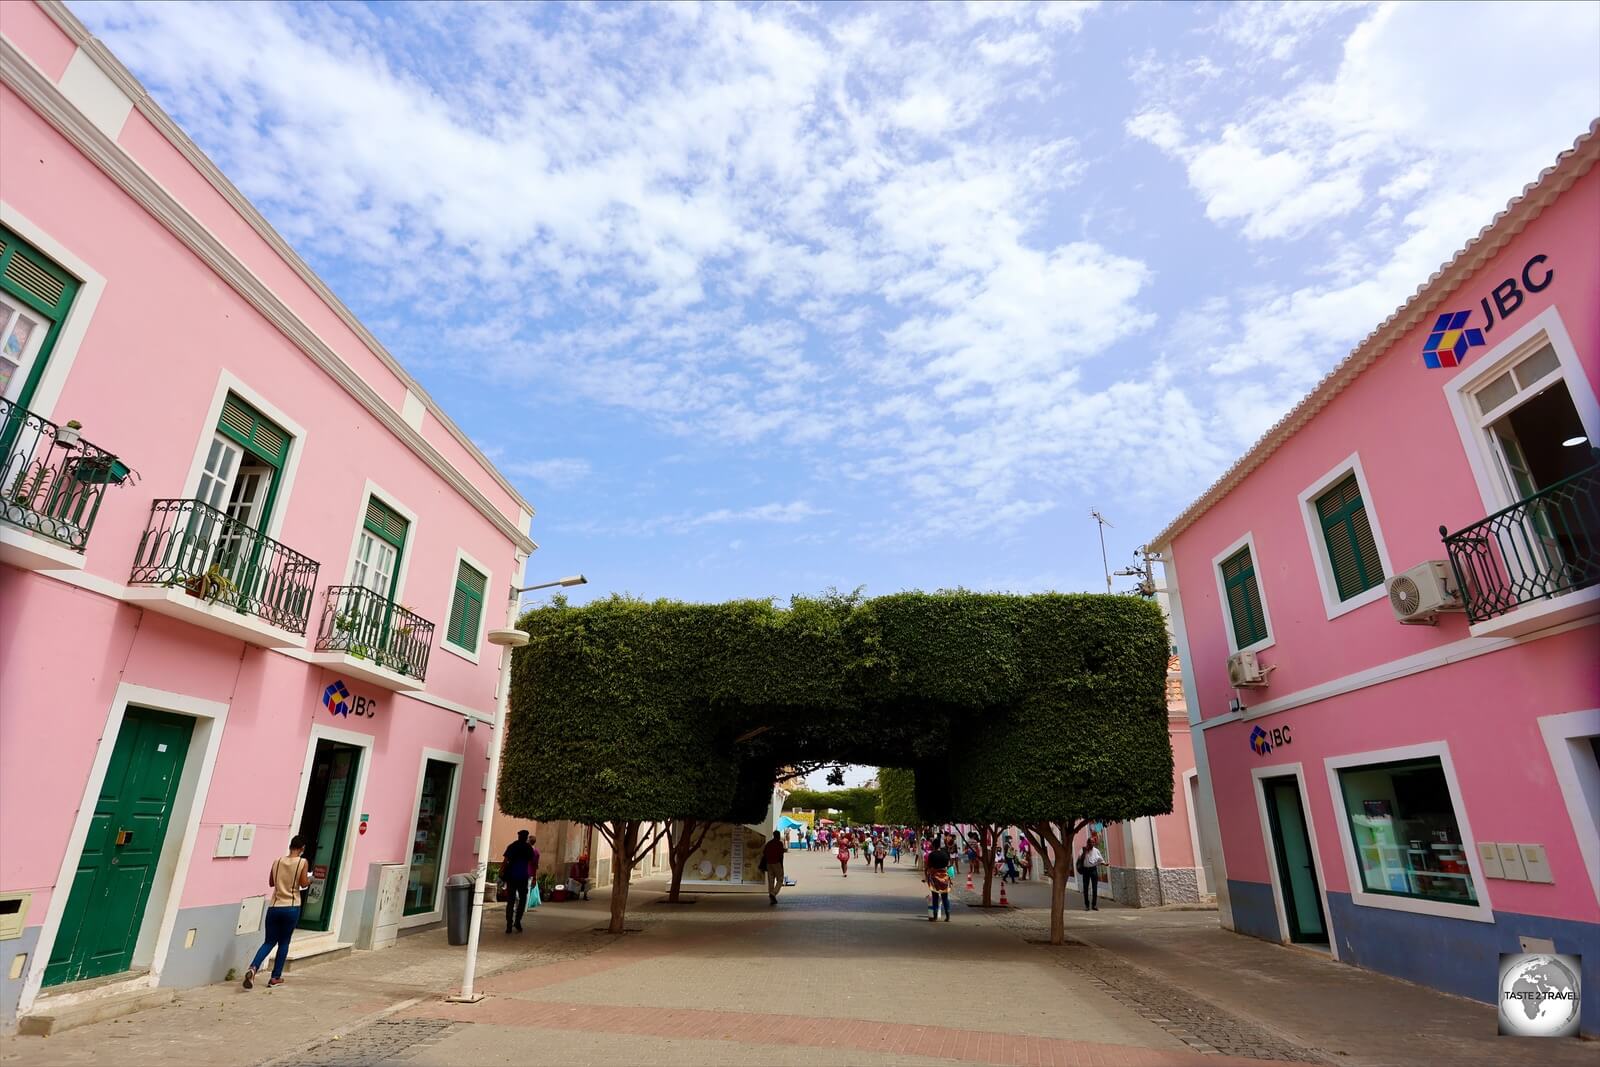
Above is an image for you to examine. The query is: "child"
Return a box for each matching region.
[890,841,901,864]
[837,840,850,877]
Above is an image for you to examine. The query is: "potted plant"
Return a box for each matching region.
[349,643,369,660]
[55,420,82,448]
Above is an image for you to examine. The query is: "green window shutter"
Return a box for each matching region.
[1316,475,1383,600]
[0,226,77,319]
[1221,546,1268,647]
[447,561,487,649]
[217,394,290,468]
[364,497,408,550]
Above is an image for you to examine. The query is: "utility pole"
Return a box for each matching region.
[1115,546,1160,598]
[1090,509,1114,594]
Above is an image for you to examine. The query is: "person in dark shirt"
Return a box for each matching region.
[761,830,787,905]
[925,843,952,922]
[501,830,539,933]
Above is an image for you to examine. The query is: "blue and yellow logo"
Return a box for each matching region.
[1422,310,1485,369]
[1249,725,1272,756]
[322,680,352,717]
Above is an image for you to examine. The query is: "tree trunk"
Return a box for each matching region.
[1048,847,1068,944]
[981,854,995,906]
[606,819,635,934]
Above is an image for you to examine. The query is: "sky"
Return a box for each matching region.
[75,0,1599,633]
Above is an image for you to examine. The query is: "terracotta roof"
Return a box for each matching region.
[1148,119,1600,552]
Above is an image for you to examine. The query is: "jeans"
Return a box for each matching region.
[929,890,950,919]
[250,905,300,980]
[504,878,530,928]
[1081,870,1098,908]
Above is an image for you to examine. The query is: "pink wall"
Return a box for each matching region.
[1170,167,1598,719]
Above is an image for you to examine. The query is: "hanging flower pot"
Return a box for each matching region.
[55,420,82,449]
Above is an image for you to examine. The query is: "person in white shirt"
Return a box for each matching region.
[1077,839,1103,911]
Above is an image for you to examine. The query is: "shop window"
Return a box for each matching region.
[1315,473,1384,601]
[1220,545,1268,649]
[1337,757,1477,905]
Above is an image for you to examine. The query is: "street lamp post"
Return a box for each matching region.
[449,573,586,1004]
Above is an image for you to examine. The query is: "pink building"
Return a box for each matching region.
[1150,124,1599,1033]
[0,3,536,1027]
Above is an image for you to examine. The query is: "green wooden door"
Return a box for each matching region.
[44,708,194,987]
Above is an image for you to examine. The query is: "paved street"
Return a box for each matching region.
[3,851,1590,1066]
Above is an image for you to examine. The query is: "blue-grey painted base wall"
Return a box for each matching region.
[0,926,42,1026]
[1230,878,1599,1036]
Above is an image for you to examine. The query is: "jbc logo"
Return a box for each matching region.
[1423,254,1553,369]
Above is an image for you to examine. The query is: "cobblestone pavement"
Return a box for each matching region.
[5,853,1594,1066]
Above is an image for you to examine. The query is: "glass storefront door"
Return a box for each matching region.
[296,741,361,931]
[404,759,457,916]
[1263,775,1328,945]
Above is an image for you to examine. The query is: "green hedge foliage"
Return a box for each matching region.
[499,591,1172,827]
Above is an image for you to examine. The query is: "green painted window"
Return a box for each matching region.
[1316,474,1383,601]
[364,497,408,550]
[1221,545,1269,648]
[445,560,486,650]
[217,394,290,469]
[0,225,80,411]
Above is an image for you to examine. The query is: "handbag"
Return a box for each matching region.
[528,884,542,908]
[758,855,769,873]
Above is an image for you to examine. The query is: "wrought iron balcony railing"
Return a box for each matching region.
[129,498,321,634]
[1442,463,1600,623]
[1,397,131,551]
[314,584,435,681]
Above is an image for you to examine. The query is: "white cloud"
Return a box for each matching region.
[508,458,593,489]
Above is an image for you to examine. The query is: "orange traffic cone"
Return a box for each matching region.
[965,869,974,891]
[998,880,1010,907]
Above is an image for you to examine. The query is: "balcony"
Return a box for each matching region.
[310,584,434,691]
[0,397,132,571]
[1442,464,1600,637]
[126,499,320,647]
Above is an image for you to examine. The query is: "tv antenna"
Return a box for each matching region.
[1090,509,1114,594]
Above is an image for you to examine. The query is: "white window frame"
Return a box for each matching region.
[341,479,419,604]
[0,202,107,422]
[1538,709,1600,912]
[1323,741,1495,923]
[399,747,464,929]
[439,548,493,664]
[1248,761,1339,958]
[1211,531,1275,655]
[1443,306,1600,518]
[1296,453,1396,620]
[179,371,307,541]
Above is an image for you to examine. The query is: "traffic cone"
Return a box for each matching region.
[965,869,974,891]
[998,881,1009,907]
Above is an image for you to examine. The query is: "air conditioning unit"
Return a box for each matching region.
[1227,649,1271,687]
[1387,561,1464,624]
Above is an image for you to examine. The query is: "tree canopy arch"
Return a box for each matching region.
[499,590,1174,939]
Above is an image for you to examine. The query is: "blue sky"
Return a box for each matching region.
[78,1,1600,616]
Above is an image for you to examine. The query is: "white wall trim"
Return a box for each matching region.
[1210,530,1275,656]
[397,747,464,929]
[286,723,375,945]
[1442,306,1598,518]
[1295,452,1396,620]
[1196,615,1598,729]
[0,34,536,554]
[19,683,229,1018]
[0,200,107,423]
[340,479,420,602]
[1322,741,1496,924]
[438,547,492,665]
[177,370,309,541]
[55,46,130,141]
[1248,762,1339,958]
[1183,768,1209,897]
[1537,709,1600,912]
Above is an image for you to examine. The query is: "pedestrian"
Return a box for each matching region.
[1019,836,1032,880]
[1003,837,1020,884]
[243,834,311,989]
[761,830,787,905]
[1078,837,1103,910]
[501,829,537,932]
[874,839,886,873]
[836,837,850,877]
[925,839,952,922]
[890,838,901,864]
[569,852,592,900]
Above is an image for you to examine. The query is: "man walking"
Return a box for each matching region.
[502,829,538,932]
[1078,837,1103,911]
[762,830,787,905]
[925,838,952,922]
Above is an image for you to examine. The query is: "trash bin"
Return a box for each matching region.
[445,874,475,946]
